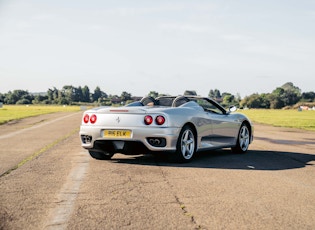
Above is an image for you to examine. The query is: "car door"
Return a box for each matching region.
[201,99,239,147]
[208,113,239,147]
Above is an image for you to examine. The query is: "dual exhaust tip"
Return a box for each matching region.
[81,135,92,144]
[147,138,166,147]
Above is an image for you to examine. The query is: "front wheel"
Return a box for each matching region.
[232,123,250,153]
[171,125,196,163]
[89,150,114,160]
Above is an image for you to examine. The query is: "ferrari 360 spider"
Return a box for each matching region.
[80,95,253,162]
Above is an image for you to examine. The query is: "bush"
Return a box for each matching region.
[16,99,31,104]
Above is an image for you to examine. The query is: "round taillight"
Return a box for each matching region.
[83,114,89,123]
[144,115,153,125]
[90,114,97,124]
[155,115,165,125]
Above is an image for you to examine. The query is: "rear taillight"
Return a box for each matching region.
[144,115,153,125]
[155,115,165,125]
[90,114,97,124]
[144,115,165,125]
[83,114,89,123]
[83,114,97,124]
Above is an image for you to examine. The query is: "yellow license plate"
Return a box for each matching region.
[103,130,132,138]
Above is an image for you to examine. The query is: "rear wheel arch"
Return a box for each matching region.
[183,122,198,146]
[170,123,198,163]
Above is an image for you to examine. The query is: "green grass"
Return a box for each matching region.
[0,105,81,125]
[1,105,314,132]
[238,109,315,131]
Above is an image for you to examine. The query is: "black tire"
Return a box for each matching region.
[232,123,250,153]
[171,125,196,163]
[89,150,114,160]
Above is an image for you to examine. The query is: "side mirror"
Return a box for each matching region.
[229,105,237,112]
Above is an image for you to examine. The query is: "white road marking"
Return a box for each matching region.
[0,112,81,140]
[45,151,90,230]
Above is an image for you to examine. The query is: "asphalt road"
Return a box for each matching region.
[0,111,314,230]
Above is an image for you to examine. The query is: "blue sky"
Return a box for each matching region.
[0,0,314,97]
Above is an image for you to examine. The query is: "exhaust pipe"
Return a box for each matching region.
[147,138,166,147]
[81,135,92,144]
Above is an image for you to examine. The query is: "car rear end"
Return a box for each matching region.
[79,107,181,154]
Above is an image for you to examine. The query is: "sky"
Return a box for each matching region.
[0,0,314,97]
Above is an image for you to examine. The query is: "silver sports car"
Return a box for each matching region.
[80,95,253,162]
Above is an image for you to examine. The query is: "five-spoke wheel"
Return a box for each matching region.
[232,123,250,153]
[173,125,196,162]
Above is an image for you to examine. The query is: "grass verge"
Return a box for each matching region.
[0,105,81,125]
[238,109,315,131]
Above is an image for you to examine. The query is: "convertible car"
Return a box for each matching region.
[80,95,253,162]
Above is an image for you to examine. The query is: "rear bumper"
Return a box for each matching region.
[79,126,181,152]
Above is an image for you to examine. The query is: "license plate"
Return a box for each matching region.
[103,130,132,138]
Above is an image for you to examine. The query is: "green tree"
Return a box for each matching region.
[268,88,285,109]
[62,85,76,104]
[281,82,301,95]
[241,93,264,108]
[208,89,221,99]
[92,86,102,102]
[33,94,48,104]
[148,91,159,98]
[57,90,67,104]
[184,90,197,96]
[222,93,234,105]
[260,93,271,108]
[121,91,132,102]
[0,93,4,102]
[76,86,83,102]
[221,92,239,107]
[301,92,315,102]
[16,98,31,104]
[47,87,59,104]
[82,85,91,102]
[269,86,300,108]
[278,82,301,106]
[4,90,33,104]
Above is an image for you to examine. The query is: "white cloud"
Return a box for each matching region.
[16,21,33,29]
[0,0,314,96]
[88,24,104,31]
[158,23,212,33]
[101,2,218,18]
[32,13,57,21]
[221,34,254,42]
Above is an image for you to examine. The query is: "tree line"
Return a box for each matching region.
[239,82,315,109]
[0,82,314,109]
